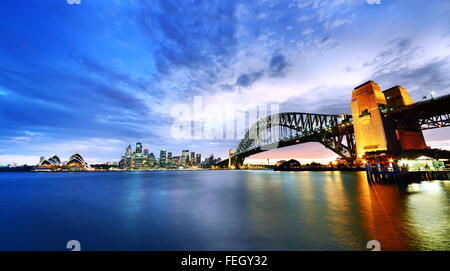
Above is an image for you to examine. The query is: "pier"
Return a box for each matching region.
[364,163,449,185]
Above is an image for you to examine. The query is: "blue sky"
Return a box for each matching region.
[0,0,449,164]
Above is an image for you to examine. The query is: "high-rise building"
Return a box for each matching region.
[143,148,149,156]
[167,152,173,168]
[125,145,133,169]
[126,145,132,156]
[135,155,143,169]
[159,149,167,168]
[136,142,143,154]
[182,150,189,167]
[174,156,182,167]
[195,153,201,166]
[190,152,195,166]
[119,157,126,169]
[149,153,155,167]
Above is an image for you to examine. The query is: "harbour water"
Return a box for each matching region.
[0,170,448,250]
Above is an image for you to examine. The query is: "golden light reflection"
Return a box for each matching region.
[356,175,409,250]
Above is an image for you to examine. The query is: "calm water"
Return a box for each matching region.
[0,170,449,251]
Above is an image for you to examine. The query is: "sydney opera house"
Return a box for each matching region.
[36,153,89,171]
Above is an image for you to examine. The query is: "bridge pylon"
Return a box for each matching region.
[351,81,427,161]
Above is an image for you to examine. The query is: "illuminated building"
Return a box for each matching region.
[351,81,391,157]
[65,153,88,169]
[351,81,427,160]
[159,149,167,168]
[136,142,142,154]
[125,145,132,168]
[190,152,195,166]
[148,153,156,167]
[167,152,173,167]
[126,145,132,156]
[196,153,201,166]
[38,154,61,168]
[208,154,214,164]
[135,154,143,169]
[182,150,189,167]
[37,153,88,170]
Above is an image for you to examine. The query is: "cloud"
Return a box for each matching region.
[298,15,313,22]
[302,28,314,35]
[324,14,356,30]
[363,37,450,99]
[367,0,381,5]
[138,1,237,77]
[296,0,313,9]
[236,71,264,88]
[269,54,289,77]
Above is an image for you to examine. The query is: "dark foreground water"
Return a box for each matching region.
[0,170,449,250]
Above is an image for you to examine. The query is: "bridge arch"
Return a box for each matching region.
[222,112,355,168]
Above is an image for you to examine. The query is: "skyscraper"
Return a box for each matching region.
[167,152,173,168]
[196,153,201,166]
[125,145,132,168]
[159,149,167,168]
[190,152,195,166]
[149,153,155,167]
[181,150,189,167]
[143,148,149,156]
[136,142,143,154]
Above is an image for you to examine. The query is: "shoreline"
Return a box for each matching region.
[274,168,364,172]
[0,167,365,173]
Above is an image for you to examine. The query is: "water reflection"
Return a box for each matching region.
[0,171,448,250]
[404,181,450,250]
[356,174,410,250]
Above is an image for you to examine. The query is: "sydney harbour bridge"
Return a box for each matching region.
[216,81,450,168]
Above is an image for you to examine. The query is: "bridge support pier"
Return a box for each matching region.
[229,156,245,169]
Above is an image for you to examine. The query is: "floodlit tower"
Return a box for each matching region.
[383,86,427,150]
[351,81,392,158]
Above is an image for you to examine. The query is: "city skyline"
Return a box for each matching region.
[118,142,210,169]
[1,0,450,165]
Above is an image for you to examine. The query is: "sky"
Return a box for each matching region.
[0,0,449,165]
